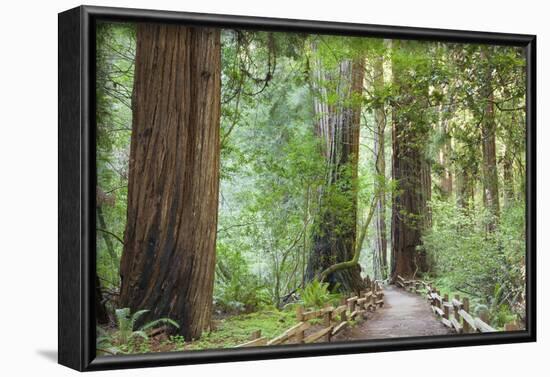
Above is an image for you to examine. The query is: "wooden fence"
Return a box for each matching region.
[236,281,385,348]
[396,275,520,333]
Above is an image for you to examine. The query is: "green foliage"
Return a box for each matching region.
[96,22,527,346]
[169,335,186,351]
[96,327,122,355]
[100,308,297,352]
[422,199,526,327]
[298,280,342,309]
[299,279,330,308]
[189,310,297,350]
[216,46,327,309]
[95,22,135,291]
[214,241,271,313]
[96,308,180,355]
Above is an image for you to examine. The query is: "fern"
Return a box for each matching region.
[299,280,335,309]
[140,318,180,331]
[96,327,122,355]
[110,307,180,348]
[130,309,150,331]
[131,330,149,340]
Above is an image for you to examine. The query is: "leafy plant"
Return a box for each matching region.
[108,308,180,352]
[214,241,271,313]
[298,279,340,309]
[169,335,186,351]
[423,199,526,323]
[96,327,121,355]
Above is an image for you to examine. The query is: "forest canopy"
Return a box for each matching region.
[95,21,527,354]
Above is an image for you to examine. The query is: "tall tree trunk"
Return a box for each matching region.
[95,275,109,325]
[96,200,118,324]
[372,53,388,280]
[302,186,310,287]
[119,24,221,340]
[97,205,119,271]
[502,105,517,208]
[481,47,500,231]
[438,105,453,198]
[503,144,514,208]
[306,55,366,293]
[456,167,474,211]
[390,41,432,280]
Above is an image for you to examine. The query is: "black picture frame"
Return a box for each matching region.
[58,5,536,372]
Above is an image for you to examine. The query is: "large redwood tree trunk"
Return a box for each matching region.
[390,41,432,280]
[119,24,221,340]
[372,52,388,280]
[306,56,366,293]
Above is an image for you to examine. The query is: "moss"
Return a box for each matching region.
[185,310,298,350]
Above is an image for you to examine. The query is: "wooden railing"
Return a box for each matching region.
[236,281,385,347]
[396,275,520,333]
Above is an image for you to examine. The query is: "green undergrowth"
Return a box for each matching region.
[420,276,518,330]
[98,308,301,355]
[187,309,298,350]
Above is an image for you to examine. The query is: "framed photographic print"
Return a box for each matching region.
[58,5,536,371]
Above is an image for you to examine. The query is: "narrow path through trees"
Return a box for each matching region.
[336,285,451,340]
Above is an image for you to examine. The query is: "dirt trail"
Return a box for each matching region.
[335,284,451,340]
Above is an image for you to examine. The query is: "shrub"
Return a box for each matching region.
[214,242,271,313]
[422,198,526,326]
[298,279,341,309]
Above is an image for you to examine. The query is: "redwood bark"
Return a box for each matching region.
[390,41,432,280]
[119,24,221,340]
[306,56,366,293]
[372,53,388,280]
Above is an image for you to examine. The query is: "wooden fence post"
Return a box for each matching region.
[454,294,461,321]
[371,282,377,311]
[348,298,355,314]
[340,297,347,322]
[463,297,471,333]
[323,303,332,342]
[296,305,304,343]
[250,330,261,340]
[479,308,489,325]
[443,294,449,319]
[504,322,519,331]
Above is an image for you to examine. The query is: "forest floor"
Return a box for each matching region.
[334,285,452,341]
[99,284,452,355]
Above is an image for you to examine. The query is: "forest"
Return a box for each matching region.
[95,22,527,355]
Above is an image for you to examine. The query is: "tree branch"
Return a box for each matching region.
[97,228,125,245]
